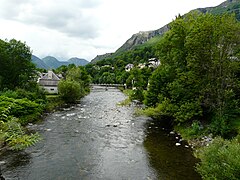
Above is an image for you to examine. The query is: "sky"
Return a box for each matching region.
[0,0,225,61]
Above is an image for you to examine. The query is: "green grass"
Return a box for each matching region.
[117,98,131,106]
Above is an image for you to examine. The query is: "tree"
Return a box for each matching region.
[66,66,91,93]
[145,13,240,135]
[0,39,36,90]
[99,72,115,84]
[58,80,83,103]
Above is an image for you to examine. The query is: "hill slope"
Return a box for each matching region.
[90,0,240,63]
[68,57,89,66]
[195,0,240,20]
[116,24,169,54]
[31,55,49,69]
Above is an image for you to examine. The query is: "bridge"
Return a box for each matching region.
[90,84,126,90]
[90,84,126,88]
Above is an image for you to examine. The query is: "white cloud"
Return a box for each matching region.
[0,0,225,61]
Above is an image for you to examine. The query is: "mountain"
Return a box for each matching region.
[42,56,67,69]
[90,0,240,63]
[91,53,114,64]
[31,55,49,69]
[194,0,240,21]
[116,24,170,54]
[68,57,89,66]
[32,56,89,69]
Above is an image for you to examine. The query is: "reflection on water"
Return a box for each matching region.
[144,120,201,180]
[0,86,201,179]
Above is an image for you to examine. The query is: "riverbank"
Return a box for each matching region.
[0,94,64,152]
[121,88,240,179]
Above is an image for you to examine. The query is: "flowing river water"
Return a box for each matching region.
[0,86,201,180]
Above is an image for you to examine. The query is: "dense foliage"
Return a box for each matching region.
[57,65,91,103]
[85,44,156,86]
[145,13,240,137]
[0,39,91,150]
[0,91,44,150]
[58,80,82,103]
[196,136,240,180]
[0,39,36,90]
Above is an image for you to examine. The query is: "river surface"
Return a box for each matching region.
[0,86,201,180]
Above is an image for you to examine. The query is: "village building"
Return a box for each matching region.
[138,63,146,69]
[148,58,161,68]
[38,70,61,94]
[125,64,134,72]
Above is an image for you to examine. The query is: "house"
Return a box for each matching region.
[138,63,146,69]
[38,70,61,93]
[125,64,134,72]
[148,58,160,68]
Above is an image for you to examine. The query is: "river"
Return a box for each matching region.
[0,86,201,180]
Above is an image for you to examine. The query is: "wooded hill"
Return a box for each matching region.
[90,0,240,64]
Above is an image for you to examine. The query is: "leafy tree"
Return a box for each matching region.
[145,13,240,135]
[66,66,91,92]
[99,72,115,84]
[58,80,83,103]
[0,39,36,90]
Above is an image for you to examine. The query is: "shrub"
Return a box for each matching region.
[58,80,83,103]
[209,115,231,138]
[0,117,40,150]
[143,98,177,120]
[130,88,144,102]
[175,121,204,140]
[174,100,202,123]
[196,136,240,180]
[0,96,44,124]
[45,95,64,112]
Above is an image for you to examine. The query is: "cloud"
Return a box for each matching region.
[0,0,225,61]
[0,0,101,39]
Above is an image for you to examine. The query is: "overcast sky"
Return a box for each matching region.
[0,0,225,61]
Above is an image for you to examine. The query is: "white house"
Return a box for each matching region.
[148,58,160,68]
[138,63,146,69]
[38,70,61,94]
[125,64,134,72]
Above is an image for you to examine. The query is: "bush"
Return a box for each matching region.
[130,88,144,102]
[174,100,202,123]
[58,80,84,103]
[0,117,40,150]
[209,115,231,138]
[196,136,240,180]
[143,98,177,120]
[45,95,64,112]
[175,121,204,140]
[0,96,44,124]
[0,88,46,104]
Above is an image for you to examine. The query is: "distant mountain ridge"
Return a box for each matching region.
[90,0,240,63]
[31,55,49,69]
[32,55,89,69]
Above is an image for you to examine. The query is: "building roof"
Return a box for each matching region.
[38,70,60,86]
